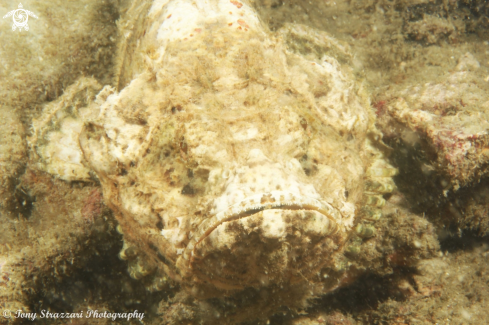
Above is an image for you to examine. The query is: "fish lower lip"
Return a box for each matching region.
[182,190,342,261]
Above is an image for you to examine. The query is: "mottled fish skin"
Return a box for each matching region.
[30,0,397,309]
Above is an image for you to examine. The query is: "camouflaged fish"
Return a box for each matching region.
[29,0,397,319]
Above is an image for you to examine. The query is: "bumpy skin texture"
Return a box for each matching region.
[30,0,397,318]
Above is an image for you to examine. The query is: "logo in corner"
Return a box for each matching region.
[3,3,38,32]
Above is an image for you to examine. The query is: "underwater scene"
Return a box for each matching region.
[1,0,489,324]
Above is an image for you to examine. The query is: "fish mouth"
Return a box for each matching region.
[183,187,343,267]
